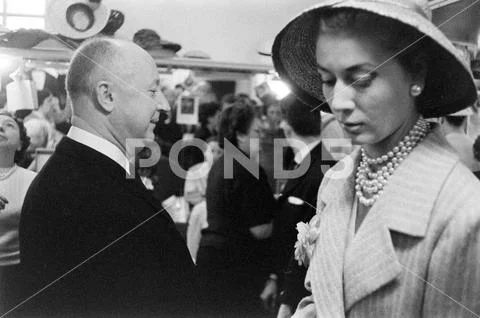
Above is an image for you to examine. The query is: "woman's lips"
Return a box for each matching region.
[341,122,364,133]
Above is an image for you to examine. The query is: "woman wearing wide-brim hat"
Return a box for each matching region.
[272,0,480,317]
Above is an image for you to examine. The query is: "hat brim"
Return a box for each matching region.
[272,0,478,118]
[46,0,110,40]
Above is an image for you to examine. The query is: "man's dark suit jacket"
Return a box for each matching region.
[271,142,335,309]
[14,137,199,317]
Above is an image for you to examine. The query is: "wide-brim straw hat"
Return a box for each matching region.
[272,0,478,118]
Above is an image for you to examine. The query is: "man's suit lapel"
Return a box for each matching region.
[125,175,164,212]
[281,142,329,195]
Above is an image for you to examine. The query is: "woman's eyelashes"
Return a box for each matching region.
[320,72,377,89]
[321,77,335,87]
[351,72,377,88]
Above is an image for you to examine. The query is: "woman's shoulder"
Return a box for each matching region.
[434,161,480,224]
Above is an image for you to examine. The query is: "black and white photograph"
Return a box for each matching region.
[1,0,480,317]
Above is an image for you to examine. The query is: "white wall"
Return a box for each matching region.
[102,0,320,64]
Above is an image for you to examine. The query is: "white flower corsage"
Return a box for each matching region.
[294,214,321,267]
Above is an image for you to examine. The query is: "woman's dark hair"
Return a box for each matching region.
[281,94,321,136]
[218,101,257,149]
[474,135,480,162]
[37,88,53,108]
[178,140,206,172]
[317,8,433,114]
[0,111,30,164]
[198,102,221,127]
[221,93,236,105]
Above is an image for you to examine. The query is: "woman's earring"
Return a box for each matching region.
[410,84,423,97]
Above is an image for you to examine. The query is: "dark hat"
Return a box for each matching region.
[133,29,181,53]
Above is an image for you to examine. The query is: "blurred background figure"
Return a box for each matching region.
[441,108,480,172]
[221,93,237,110]
[474,135,480,179]
[259,98,292,189]
[174,83,185,99]
[0,112,36,312]
[184,137,223,207]
[260,94,337,315]
[23,89,61,152]
[153,87,183,157]
[53,91,72,135]
[194,102,221,141]
[196,101,275,317]
[185,137,223,262]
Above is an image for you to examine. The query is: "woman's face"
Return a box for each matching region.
[316,32,420,151]
[237,117,262,157]
[0,115,21,154]
[267,104,282,128]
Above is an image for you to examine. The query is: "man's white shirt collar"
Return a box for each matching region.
[294,139,321,165]
[67,126,130,174]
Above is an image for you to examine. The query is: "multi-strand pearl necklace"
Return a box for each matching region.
[355,118,430,206]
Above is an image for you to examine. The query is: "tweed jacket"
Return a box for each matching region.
[293,127,480,318]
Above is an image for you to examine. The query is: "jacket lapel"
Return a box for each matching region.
[342,201,403,311]
[342,127,459,311]
[308,149,358,317]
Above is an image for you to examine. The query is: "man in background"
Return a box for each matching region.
[15,38,199,317]
[261,94,337,316]
[24,89,61,151]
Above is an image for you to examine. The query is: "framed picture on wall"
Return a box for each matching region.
[176,94,199,125]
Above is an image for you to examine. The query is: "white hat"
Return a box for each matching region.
[46,0,110,40]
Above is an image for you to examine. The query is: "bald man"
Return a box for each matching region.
[14,38,199,317]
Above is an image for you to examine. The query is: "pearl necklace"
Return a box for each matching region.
[0,164,17,181]
[355,118,430,206]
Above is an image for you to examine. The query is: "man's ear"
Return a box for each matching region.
[95,81,115,113]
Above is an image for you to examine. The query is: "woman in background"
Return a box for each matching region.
[196,101,275,317]
[194,102,221,141]
[0,112,36,313]
[272,0,480,317]
[185,137,223,262]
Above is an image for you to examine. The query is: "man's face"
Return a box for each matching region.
[207,140,223,162]
[111,50,169,144]
[267,104,282,127]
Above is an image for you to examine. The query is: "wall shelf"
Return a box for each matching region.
[0,46,273,74]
